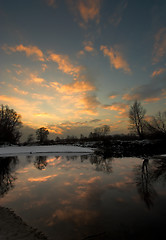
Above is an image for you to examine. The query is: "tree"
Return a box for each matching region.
[26,134,34,145]
[145,111,166,137]
[94,125,110,137]
[129,100,146,138]
[0,104,22,144]
[36,127,49,144]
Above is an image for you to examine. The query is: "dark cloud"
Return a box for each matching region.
[123,75,166,102]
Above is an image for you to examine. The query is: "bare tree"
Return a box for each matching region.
[0,104,22,144]
[151,111,166,134]
[94,125,110,137]
[36,127,49,144]
[129,100,146,138]
[145,111,166,136]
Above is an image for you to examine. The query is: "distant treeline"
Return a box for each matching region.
[0,101,166,146]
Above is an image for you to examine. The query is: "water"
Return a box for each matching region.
[0,154,166,239]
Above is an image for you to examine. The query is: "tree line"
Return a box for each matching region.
[0,102,166,145]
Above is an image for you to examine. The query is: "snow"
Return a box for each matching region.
[0,145,94,156]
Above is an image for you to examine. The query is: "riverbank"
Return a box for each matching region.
[95,139,166,158]
[0,207,48,240]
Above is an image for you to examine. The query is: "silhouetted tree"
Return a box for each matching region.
[146,111,166,137]
[36,127,49,144]
[0,104,22,144]
[129,100,146,138]
[134,159,157,209]
[26,134,34,145]
[94,125,110,138]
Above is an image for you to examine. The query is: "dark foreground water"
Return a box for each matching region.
[0,154,166,240]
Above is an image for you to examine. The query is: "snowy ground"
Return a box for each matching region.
[0,145,94,156]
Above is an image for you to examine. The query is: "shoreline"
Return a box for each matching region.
[0,206,48,240]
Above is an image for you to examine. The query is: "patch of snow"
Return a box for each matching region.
[0,145,94,156]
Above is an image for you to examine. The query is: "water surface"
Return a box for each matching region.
[0,154,166,239]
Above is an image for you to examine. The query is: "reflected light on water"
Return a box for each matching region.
[0,154,166,240]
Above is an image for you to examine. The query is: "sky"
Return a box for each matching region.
[0,0,166,140]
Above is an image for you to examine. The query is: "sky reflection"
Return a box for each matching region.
[0,154,166,240]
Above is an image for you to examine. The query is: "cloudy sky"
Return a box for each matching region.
[0,0,166,138]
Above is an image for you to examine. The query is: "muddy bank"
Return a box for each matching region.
[0,206,48,240]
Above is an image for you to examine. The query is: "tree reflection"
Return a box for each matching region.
[134,157,165,209]
[151,158,166,183]
[34,156,47,170]
[0,157,18,197]
[90,155,113,174]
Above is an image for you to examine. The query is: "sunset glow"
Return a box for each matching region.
[0,0,166,139]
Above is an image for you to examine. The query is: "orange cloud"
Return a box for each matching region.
[83,41,95,52]
[47,125,64,135]
[13,87,28,95]
[50,80,95,94]
[77,0,101,23]
[28,174,57,182]
[122,93,140,101]
[0,95,42,121]
[144,97,160,103]
[109,94,118,99]
[0,95,28,107]
[0,95,60,127]
[33,113,53,118]
[31,93,54,101]
[103,102,129,116]
[77,50,85,56]
[2,44,45,61]
[153,27,166,64]
[41,63,48,72]
[48,51,83,78]
[151,68,165,77]
[76,95,100,114]
[29,73,45,84]
[100,45,131,73]
[77,109,98,116]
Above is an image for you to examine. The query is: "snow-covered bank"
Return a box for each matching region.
[0,145,94,156]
